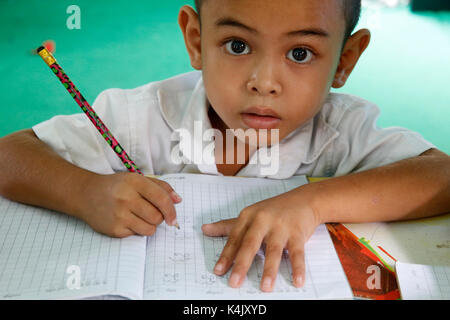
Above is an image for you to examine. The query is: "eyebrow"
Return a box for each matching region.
[215,17,330,38]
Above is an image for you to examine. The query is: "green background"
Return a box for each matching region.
[0,0,449,153]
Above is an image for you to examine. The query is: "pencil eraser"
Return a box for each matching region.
[43,40,56,53]
[36,46,45,54]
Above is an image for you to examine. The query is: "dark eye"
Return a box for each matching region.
[224,39,250,55]
[287,47,313,64]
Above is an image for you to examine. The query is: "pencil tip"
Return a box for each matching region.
[175,223,180,230]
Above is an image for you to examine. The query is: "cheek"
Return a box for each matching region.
[285,75,326,117]
[277,75,330,138]
[203,70,236,109]
[287,61,335,113]
[202,53,243,114]
[203,45,248,90]
[202,74,240,130]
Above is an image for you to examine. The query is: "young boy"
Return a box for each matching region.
[0,0,448,293]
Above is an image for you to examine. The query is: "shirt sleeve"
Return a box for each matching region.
[32,88,133,174]
[332,101,436,176]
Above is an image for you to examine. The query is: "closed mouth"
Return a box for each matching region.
[242,106,281,119]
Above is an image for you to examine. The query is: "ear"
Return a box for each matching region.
[332,29,371,88]
[178,5,202,70]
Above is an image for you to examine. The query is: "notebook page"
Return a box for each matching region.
[143,174,352,299]
[0,197,146,300]
[396,262,450,300]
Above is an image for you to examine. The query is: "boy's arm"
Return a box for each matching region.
[0,129,94,218]
[204,148,449,292]
[309,148,450,224]
[0,129,180,237]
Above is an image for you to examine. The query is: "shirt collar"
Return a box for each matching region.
[157,71,339,178]
[157,72,218,174]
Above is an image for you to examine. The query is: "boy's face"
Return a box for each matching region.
[186,0,351,144]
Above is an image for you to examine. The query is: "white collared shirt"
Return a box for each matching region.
[33,71,434,178]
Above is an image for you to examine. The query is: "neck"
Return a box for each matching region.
[208,105,255,176]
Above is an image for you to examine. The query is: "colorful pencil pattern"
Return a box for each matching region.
[36,46,142,175]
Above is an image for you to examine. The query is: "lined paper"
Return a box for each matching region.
[0,173,353,300]
[0,198,146,300]
[396,262,450,300]
[143,174,353,299]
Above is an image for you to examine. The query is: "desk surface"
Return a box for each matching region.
[309,177,450,267]
[309,177,450,299]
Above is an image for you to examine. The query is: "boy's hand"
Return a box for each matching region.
[80,172,181,238]
[201,188,320,292]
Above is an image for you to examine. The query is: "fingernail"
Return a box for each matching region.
[214,262,223,274]
[229,273,240,287]
[262,277,272,291]
[171,218,179,227]
[171,191,182,202]
[294,275,303,287]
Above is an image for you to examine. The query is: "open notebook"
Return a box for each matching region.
[0,173,352,300]
[396,262,450,300]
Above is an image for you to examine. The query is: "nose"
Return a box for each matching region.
[246,57,282,96]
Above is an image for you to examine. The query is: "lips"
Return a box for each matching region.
[243,106,281,118]
[241,106,281,129]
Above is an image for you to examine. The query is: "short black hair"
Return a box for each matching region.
[193,0,361,42]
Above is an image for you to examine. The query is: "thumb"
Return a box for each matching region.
[202,218,236,237]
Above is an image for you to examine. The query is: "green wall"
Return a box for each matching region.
[0,1,448,153]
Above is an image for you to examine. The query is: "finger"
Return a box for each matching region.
[228,225,267,288]
[110,227,136,238]
[138,179,178,227]
[287,237,306,288]
[260,235,285,292]
[201,218,236,237]
[213,220,249,276]
[131,197,164,225]
[147,177,182,203]
[126,228,138,236]
[127,212,157,236]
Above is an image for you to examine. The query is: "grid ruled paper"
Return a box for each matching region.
[143,174,353,299]
[0,173,353,300]
[0,198,146,300]
[396,262,450,300]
